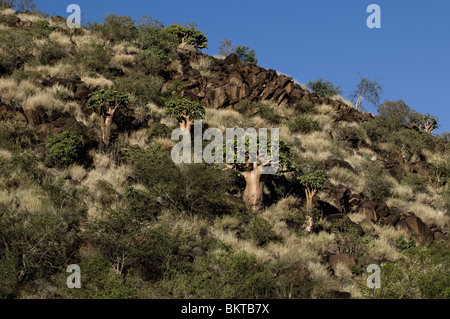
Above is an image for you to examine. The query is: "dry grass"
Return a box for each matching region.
[69,165,87,182]
[23,92,63,111]
[81,76,113,89]
[190,56,214,77]
[0,8,16,15]
[0,78,39,105]
[128,129,149,148]
[110,54,135,68]
[204,108,247,131]
[49,31,72,48]
[27,63,79,79]
[16,13,43,23]
[0,149,13,163]
[328,166,359,188]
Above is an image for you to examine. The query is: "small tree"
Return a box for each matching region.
[166,23,208,49]
[164,97,205,132]
[87,89,130,147]
[350,72,383,110]
[307,78,342,98]
[46,131,84,166]
[223,135,293,212]
[410,113,440,133]
[234,45,258,64]
[299,169,327,212]
[219,39,235,57]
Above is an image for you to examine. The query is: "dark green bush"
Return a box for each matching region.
[0,28,33,74]
[360,161,393,201]
[307,78,342,97]
[114,71,164,105]
[34,19,52,38]
[74,42,112,75]
[234,100,281,124]
[401,173,428,193]
[89,14,137,43]
[36,40,66,65]
[246,217,281,247]
[394,235,416,251]
[147,123,171,140]
[287,117,321,134]
[46,131,84,166]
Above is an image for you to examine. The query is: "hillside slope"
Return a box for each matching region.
[0,9,449,299]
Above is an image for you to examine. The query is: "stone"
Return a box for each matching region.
[24,109,41,127]
[376,202,390,218]
[358,199,379,223]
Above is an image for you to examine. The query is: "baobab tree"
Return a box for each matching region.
[299,169,327,212]
[223,132,293,212]
[350,72,383,110]
[87,89,130,147]
[164,97,205,132]
[410,113,440,133]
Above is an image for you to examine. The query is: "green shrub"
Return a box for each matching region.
[0,28,33,74]
[246,217,281,247]
[394,235,416,251]
[360,242,450,299]
[46,131,84,166]
[401,173,428,193]
[235,100,281,124]
[34,19,52,38]
[89,14,138,43]
[360,161,393,201]
[307,78,342,97]
[114,71,164,105]
[36,40,66,65]
[184,251,275,298]
[147,123,171,140]
[74,42,112,75]
[287,117,321,134]
[234,45,257,64]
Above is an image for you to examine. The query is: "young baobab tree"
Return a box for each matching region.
[87,89,130,147]
[350,72,383,110]
[410,113,440,133]
[223,132,293,212]
[299,169,327,212]
[166,23,208,49]
[165,97,205,132]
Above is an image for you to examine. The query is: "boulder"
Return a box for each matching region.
[358,199,379,223]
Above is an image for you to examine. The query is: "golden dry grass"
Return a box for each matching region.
[81,76,114,89]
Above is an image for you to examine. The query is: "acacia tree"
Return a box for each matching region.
[87,89,130,147]
[350,73,383,110]
[299,169,327,212]
[223,134,293,211]
[164,97,205,132]
[166,23,208,49]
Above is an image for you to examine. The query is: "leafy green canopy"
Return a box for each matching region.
[299,169,327,191]
[350,72,383,109]
[234,45,258,64]
[45,131,84,166]
[164,97,206,122]
[307,78,342,97]
[166,23,208,49]
[87,89,130,115]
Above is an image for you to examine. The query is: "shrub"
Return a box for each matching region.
[114,71,164,105]
[246,217,280,247]
[46,131,84,166]
[234,45,257,64]
[36,40,66,65]
[74,42,112,75]
[360,161,393,201]
[307,78,342,97]
[401,173,428,193]
[287,116,321,134]
[184,251,275,298]
[0,28,33,74]
[147,123,171,140]
[394,235,416,251]
[34,19,52,38]
[234,100,281,124]
[89,14,137,43]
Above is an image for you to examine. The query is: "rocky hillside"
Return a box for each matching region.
[0,9,449,299]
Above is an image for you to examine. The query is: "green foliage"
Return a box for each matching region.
[361,242,450,299]
[164,97,205,123]
[184,251,275,298]
[287,116,321,134]
[234,45,258,64]
[74,42,112,74]
[45,131,84,166]
[68,253,140,299]
[246,217,281,247]
[401,173,428,193]
[147,123,171,140]
[87,89,130,115]
[34,19,52,38]
[0,28,33,74]
[128,143,234,217]
[35,40,66,65]
[394,235,416,251]
[350,72,383,109]
[114,71,164,105]
[377,100,413,131]
[299,169,327,192]
[360,161,393,201]
[90,14,138,43]
[166,23,208,49]
[307,78,342,97]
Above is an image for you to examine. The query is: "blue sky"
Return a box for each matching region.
[36,0,450,133]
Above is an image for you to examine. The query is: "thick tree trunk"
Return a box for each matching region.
[243,167,266,212]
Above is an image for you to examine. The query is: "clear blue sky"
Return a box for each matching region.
[36,0,450,134]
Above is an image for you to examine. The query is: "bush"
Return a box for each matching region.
[394,235,416,251]
[246,217,281,247]
[89,14,137,43]
[147,123,171,140]
[36,40,66,65]
[0,28,33,74]
[287,117,321,134]
[360,242,450,299]
[46,131,84,166]
[360,161,393,201]
[183,251,275,298]
[234,100,281,124]
[34,19,52,38]
[114,71,164,105]
[74,42,112,75]
[401,173,428,193]
[234,45,257,64]
[307,78,342,97]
